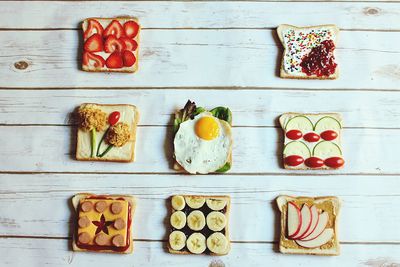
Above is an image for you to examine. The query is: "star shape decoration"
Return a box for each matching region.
[92,214,113,235]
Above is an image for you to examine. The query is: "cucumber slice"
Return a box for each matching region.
[313,141,342,159]
[285,116,314,133]
[314,116,342,132]
[283,141,311,158]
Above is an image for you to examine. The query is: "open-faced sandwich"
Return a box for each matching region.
[173,100,233,174]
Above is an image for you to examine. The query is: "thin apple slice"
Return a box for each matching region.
[291,204,312,239]
[295,228,334,248]
[300,211,329,241]
[287,202,302,238]
[298,205,319,240]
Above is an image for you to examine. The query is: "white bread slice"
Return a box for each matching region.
[82,17,140,73]
[71,193,136,254]
[76,103,139,162]
[277,24,339,80]
[276,195,341,256]
[279,112,343,170]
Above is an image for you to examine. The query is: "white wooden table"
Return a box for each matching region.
[1,1,400,266]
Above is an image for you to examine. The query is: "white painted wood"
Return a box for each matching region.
[1,174,399,242]
[2,30,400,89]
[0,238,399,267]
[0,2,398,30]
[0,125,395,174]
[0,89,399,128]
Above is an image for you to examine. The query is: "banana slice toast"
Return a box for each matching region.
[72,193,136,254]
[276,195,341,256]
[168,195,231,255]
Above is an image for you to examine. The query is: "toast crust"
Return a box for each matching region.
[75,103,139,163]
[276,195,341,256]
[277,24,339,80]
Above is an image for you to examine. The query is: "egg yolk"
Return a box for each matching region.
[195,117,219,140]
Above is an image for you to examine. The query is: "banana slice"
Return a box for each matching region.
[207,232,230,255]
[169,230,186,251]
[185,196,205,209]
[187,210,206,231]
[171,195,185,211]
[206,211,227,231]
[170,211,187,229]
[186,233,206,254]
[206,198,227,211]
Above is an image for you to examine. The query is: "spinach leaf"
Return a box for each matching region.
[209,107,232,125]
[215,162,231,173]
[174,100,205,134]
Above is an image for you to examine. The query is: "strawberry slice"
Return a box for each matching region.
[103,20,124,39]
[123,21,140,38]
[106,52,123,69]
[84,19,104,40]
[119,37,138,51]
[122,50,136,67]
[104,35,126,53]
[84,34,103,52]
[83,52,105,68]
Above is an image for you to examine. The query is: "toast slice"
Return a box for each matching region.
[277,24,339,79]
[82,17,140,73]
[276,195,341,256]
[279,113,344,170]
[76,103,139,162]
[72,193,136,254]
[168,195,231,255]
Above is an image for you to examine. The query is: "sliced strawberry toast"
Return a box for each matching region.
[82,17,140,73]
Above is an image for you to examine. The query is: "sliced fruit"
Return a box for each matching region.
[285,116,313,133]
[186,233,206,254]
[169,231,186,251]
[283,141,311,159]
[286,129,302,140]
[82,52,105,68]
[206,198,227,211]
[287,201,302,238]
[104,35,126,53]
[314,116,342,132]
[171,195,185,210]
[84,34,103,52]
[120,37,138,51]
[284,155,304,167]
[124,20,140,38]
[206,232,229,255]
[170,210,186,230]
[206,211,226,232]
[84,19,104,39]
[325,157,345,168]
[291,204,312,240]
[301,211,329,241]
[122,50,136,67]
[313,141,342,159]
[185,196,205,209]
[298,205,319,240]
[304,157,324,168]
[320,130,338,141]
[105,52,123,69]
[296,228,334,248]
[187,210,206,231]
[303,132,320,143]
[103,20,124,39]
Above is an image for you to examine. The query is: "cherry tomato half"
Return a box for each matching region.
[305,157,324,168]
[284,155,304,166]
[108,111,120,126]
[286,130,302,140]
[303,132,320,142]
[320,130,338,141]
[324,157,345,168]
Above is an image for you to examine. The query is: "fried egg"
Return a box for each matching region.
[174,112,232,174]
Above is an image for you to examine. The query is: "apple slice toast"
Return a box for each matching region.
[276,195,341,256]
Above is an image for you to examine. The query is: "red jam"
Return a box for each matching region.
[300,40,337,77]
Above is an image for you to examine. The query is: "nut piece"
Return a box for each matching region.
[105,122,130,147]
[112,234,125,247]
[95,233,108,246]
[78,216,91,228]
[78,232,91,244]
[113,218,126,230]
[80,201,93,212]
[95,201,107,213]
[111,202,123,214]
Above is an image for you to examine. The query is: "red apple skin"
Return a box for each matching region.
[300,212,329,241]
[287,202,302,239]
[291,204,313,240]
[298,208,320,240]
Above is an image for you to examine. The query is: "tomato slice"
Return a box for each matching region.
[108,111,120,126]
[304,157,324,168]
[320,130,338,141]
[284,155,304,166]
[324,157,344,168]
[303,132,320,142]
[286,130,302,140]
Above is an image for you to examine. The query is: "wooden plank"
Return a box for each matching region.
[0,2,399,30]
[0,125,396,174]
[1,89,400,128]
[1,174,400,242]
[1,30,400,89]
[0,238,400,267]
